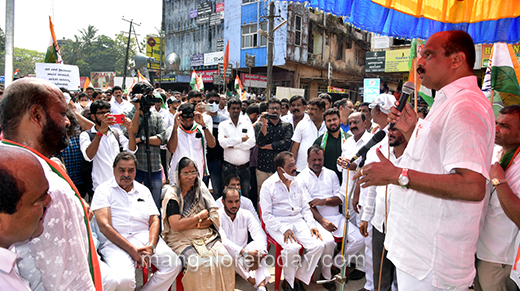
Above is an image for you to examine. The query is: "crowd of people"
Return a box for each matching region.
[0,30,519,291]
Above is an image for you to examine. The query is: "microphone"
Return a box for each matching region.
[348,130,386,165]
[389,81,415,129]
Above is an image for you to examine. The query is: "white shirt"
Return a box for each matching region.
[361,140,402,233]
[15,151,94,290]
[218,116,256,166]
[259,173,316,235]
[91,177,159,242]
[478,145,520,265]
[292,118,327,171]
[297,166,343,217]
[339,131,373,199]
[219,107,230,118]
[218,208,267,258]
[80,127,136,191]
[110,98,133,115]
[216,195,260,222]
[281,113,309,130]
[385,76,495,289]
[168,123,208,183]
[0,247,31,291]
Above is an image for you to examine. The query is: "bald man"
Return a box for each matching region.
[0,146,51,290]
[0,78,102,290]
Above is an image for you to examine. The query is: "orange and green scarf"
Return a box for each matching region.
[179,124,208,177]
[1,139,103,290]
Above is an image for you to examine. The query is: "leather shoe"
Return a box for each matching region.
[295,280,306,291]
[320,274,336,291]
[282,279,295,291]
[348,269,365,280]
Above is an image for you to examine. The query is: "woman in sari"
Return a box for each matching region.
[161,157,235,291]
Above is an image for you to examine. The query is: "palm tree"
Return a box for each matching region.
[80,25,98,59]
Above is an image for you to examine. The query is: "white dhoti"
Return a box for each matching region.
[267,218,325,288]
[99,232,181,291]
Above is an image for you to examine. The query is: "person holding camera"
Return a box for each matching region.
[254,98,293,194]
[80,100,137,193]
[124,83,167,212]
[167,102,216,185]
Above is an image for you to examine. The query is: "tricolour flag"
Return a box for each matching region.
[190,70,204,91]
[44,16,62,64]
[13,69,19,77]
[408,39,433,106]
[234,75,243,95]
[483,43,520,118]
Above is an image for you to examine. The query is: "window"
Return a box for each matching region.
[295,15,301,46]
[242,0,257,3]
[242,25,257,48]
[259,22,268,47]
[336,35,343,60]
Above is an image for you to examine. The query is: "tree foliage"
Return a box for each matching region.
[0,27,45,76]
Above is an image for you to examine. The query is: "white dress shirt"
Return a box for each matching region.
[110,99,133,115]
[218,208,267,258]
[79,127,137,191]
[281,113,309,130]
[259,173,316,235]
[168,123,208,183]
[91,177,159,242]
[297,166,343,217]
[385,76,495,289]
[478,145,520,265]
[0,247,31,291]
[338,131,373,200]
[219,107,230,118]
[216,195,260,222]
[361,141,402,233]
[292,119,327,171]
[218,116,256,166]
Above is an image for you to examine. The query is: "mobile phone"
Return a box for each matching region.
[112,114,125,124]
[195,132,202,138]
[242,128,248,133]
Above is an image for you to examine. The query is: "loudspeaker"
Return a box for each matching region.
[165,52,180,71]
[134,53,155,69]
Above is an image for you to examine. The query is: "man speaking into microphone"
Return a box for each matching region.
[353,30,495,290]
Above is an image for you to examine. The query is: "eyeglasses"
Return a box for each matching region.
[180,171,198,177]
[208,100,220,104]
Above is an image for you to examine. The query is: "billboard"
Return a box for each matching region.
[384,49,410,72]
[146,36,164,70]
[90,71,116,89]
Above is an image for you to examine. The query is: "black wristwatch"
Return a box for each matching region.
[201,125,207,130]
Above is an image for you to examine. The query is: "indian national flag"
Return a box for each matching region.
[234,75,243,95]
[482,43,520,118]
[190,70,204,91]
[44,16,63,64]
[408,39,433,106]
[83,77,91,91]
[13,69,19,77]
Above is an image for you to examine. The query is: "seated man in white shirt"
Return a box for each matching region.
[92,152,181,291]
[297,145,365,291]
[0,147,51,291]
[219,187,270,291]
[216,173,260,222]
[260,151,325,291]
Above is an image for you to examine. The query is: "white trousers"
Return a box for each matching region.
[396,269,469,291]
[100,232,182,291]
[233,242,271,288]
[267,219,325,288]
[359,221,374,291]
[315,223,336,280]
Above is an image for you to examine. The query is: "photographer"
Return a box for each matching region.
[123,82,166,211]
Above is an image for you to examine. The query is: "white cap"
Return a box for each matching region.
[368,94,396,115]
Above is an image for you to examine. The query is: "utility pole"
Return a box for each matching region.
[266,1,275,101]
[122,18,141,90]
[4,0,14,87]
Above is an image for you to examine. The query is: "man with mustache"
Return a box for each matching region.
[281,95,309,130]
[291,98,327,173]
[313,108,351,182]
[92,152,181,291]
[0,78,103,290]
[260,151,325,291]
[219,187,270,291]
[0,146,52,290]
[354,31,495,290]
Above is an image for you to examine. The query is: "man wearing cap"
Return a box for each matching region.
[167,102,216,183]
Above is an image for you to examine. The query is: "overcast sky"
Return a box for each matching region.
[0,0,162,53]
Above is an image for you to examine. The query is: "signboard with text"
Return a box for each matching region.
[384,49,410,72]
[481,43,520,68]
[365,51,385,72]
[241,73,267,88]
[204,51,224,66]
[328,86,346,94]
[195,70,218,83]
[91,71,116,88]
[35,63,80,90]
[191,54,204,67]
[197,2,212,24]
[146,36,164,70]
